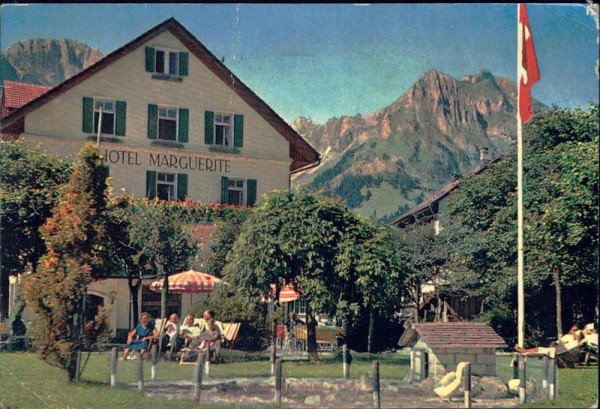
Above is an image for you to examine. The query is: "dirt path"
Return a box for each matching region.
[140,377,519,408]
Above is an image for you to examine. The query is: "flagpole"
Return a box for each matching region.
[516,4,525,349]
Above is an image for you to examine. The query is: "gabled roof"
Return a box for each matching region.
[401,322,507,349]
[0,18,320,172]
[1,81,52,112]
[390,157,501,227]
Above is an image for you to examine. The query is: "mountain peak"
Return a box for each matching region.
[1,38,104,87]
[461,69,496,83]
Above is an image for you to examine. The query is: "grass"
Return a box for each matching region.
[0,351,408,408]
[2,351,596,408]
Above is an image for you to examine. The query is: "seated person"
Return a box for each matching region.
[179,314,201,346]
[183,318,222,363]
[161,313,182,353]
[198,318,222,360]
[121,312,158,360]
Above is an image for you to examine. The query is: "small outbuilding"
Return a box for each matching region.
[399,322,507,379]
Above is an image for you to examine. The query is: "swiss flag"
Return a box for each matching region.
[518,4,540,123]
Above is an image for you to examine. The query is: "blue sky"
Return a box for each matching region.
[1,4,598,124]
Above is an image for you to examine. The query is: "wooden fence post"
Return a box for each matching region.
[372,360,380,409]
[151,344,158,380]
[204,346,211,379]
[193,352,205,402]
[463,362,471,409]
[136,351,144,392]
[548,356,557,400]
[343,344,350,379]
[110,347,118,387]
[274,358,283,406]
[518,354,526,404]
[542,355,549,399]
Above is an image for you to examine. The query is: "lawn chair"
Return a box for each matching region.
[9,324,30,352]
[222,322,241,348]
[0,320,9,351]
[293,325,307,351]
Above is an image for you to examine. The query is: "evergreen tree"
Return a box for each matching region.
[23,143,109,381]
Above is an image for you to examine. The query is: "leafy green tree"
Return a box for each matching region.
[104,196,195,325]
[0,141,71,317]
[443,105,598,344]
[224,189,405,358]
[206,209,250,276]
[22,143,109,381]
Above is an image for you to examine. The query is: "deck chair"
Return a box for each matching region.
[222,322,241,348]
[124,318,165,361]
[0,321,9,351]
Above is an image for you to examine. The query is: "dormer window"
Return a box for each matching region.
[145,46,189,77]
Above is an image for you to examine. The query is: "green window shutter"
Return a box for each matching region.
[82,97,94,133]
[177,173,188,201]
[205,111,214,145]
[234,114,244,148]
[178,108,189,142]
[246,179,257,206]
[146,171,157,199]
[115,101,127,136]
[145,47,155,72]
[147,104,158,139]
[221,176,229,204]
[179,52,189,76]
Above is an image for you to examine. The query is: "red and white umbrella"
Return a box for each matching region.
[270,284,301,303]
[150,269,222,295]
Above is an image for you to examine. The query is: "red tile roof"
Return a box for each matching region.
[2,80,52,110]
[411,322,507,349]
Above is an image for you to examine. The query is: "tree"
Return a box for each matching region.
[224,189,405,358]
[0,141,71,317]
[443,105,598,345]
[104,196,195,326]
[394,222,449,323]
[22,143,109,381]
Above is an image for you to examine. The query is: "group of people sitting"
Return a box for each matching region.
[120,309,222,363]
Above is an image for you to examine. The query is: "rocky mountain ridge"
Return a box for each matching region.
[292,69,544,222]
[1,39,103,87]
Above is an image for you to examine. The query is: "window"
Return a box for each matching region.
[155,49,179,75]
[158,107,178,141]
[221,176,256,206]
[227,178,245,205]
[83,97,126,136]
[204,111,243,148]
[141,285,181,319]
[93,100,115,135]
[145,47,188,77]
[215,114,233,146]
[157,172,177,201]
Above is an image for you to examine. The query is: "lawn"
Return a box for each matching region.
[1,351,596,409]
[0,350,408,408]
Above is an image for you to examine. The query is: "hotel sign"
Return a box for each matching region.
[104,149,231,173]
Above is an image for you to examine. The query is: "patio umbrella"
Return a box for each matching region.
[270,284,301,303]
[150,269,222,304]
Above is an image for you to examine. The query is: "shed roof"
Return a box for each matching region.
[406,322,507,349]
[2,81,52,112]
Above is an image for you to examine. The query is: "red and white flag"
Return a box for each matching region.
[518,3,540,123]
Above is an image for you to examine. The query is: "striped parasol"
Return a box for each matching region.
[150,269,221,294]
[270,284,301,303]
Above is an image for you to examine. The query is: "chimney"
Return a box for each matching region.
[479,147,491,164]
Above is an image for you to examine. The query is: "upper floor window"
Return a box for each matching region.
[94,100,115,135]
[147,105,189,143]
[205,111,244,148]
[158,107,178,141]
[82,97,126,136]
[145,46,189,77]
[215,114,233,146]
[146,171,188,201]
[227,178,245,205]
